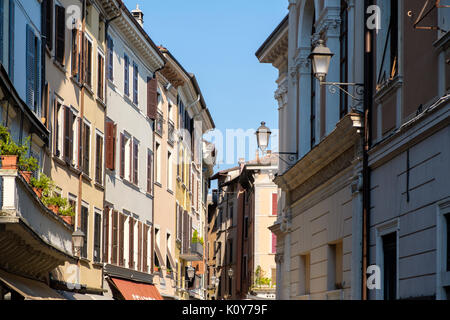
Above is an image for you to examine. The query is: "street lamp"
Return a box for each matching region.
[228,268,234,278]
[255,122,271,153]
[72,229,85,257]
[309,40,364,102]
[187,266,195,281]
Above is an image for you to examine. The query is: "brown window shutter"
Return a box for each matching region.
[105,121,116,170]
[129,217,135,269]
[55,5,65,64]
[119,213,125,267]
[143,225,148,273]
[97,54,104,100]
[138,221,143,272]
[103,207,109,263]
[112,210,118,265]
[133,140,138,184]
[63,106,70,161]
[147,150,153,194]
[272,193,278,216]
[71,29,79,77]
[120,133,125,178]
[45,0,53,51]
[147,77,157,120]
[95,134,103,184]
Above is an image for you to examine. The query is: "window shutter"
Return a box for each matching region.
[147,77,157,120]
[272,233,277,254]
[45,0,53,51]
[120,133,125,178]
[8,0,14,81]
[78,118,83,168]
[0,0,3,63]
[71,29,79,77]
[147,150,153,193]
[64,106,70,161]
[107,36,113,81]
[138,221,143,272]
[119,213,125,266]
[143,225,148,273]
[83,123,90,175]
[105,121,116,170]
[103,207,109,263]
[129,217,135,269]
[97,54,104,100]
[94,213,101,263]
[124,55,129,96]
[272,193,278,216]
[81,207,88,259]
[133,140,138,184]
[95,134,103,184]
[26,25,35,109]
[55,5,65,64]
[112,210,118,264]
[133,63,138,104]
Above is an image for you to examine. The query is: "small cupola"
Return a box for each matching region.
[131,4,144,27]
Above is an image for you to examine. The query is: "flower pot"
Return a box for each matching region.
[61,216,73,225]
[1,155,18,169]
[33,187,43,198]
[48,205,59,214]
[20,171,32,184]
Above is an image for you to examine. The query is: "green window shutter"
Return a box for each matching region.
[8,0,14,81]
[26,24,35,109]
[0,0,4,63]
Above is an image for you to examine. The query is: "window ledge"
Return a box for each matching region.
[71,76,83,88]
[167,189,174,195]
[52,59,66,74]
[96,97,106,109]
[374,75,403,104]
[155,182,162,188]
[82,172,92,182]
[84,85,94,97]
[94,182,105,191]
[433,30,450,51]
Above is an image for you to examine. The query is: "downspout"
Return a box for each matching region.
[362,0,374,301]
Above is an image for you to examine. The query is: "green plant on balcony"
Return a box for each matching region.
[59,204,75,217]
[191,230,203,245]
[254,266,271,288]
[30,174,54,198]
[42,194,68,214]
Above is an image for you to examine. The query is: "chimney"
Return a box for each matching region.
[131,4,144,27]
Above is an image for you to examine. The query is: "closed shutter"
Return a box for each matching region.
[105,121,116,170]
[103,207,109,263]
[8,0,14,81]
[55,5,65,64]
[0,0,3,63]
[82,122,90,175]
[129,217,135,269]
[133,140,138,184]
[71,29,79,77]
[176,204,182,242]
[26,25,35,109]
[45,0,53,51]
[119,213,125,266]
[64,106,70,161]
[94,212,101,263]
[119,133,124,178]
[78,118,83,168]
[143,225,148,273]
[272,193,278,216]
[112,210,118,264]
[85,39,92,87]
[147,150,153,193]
[182,211,189,254]
[124,55,129,96]
[138,221,142,271]
[97,54,104,100]
[107,36,113,81]
[133,63,138,104]
[95,134,103,184]
[81,206,88,259]
[147,77,157,120]
[189,215,192,251]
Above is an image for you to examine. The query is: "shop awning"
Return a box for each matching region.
[110,277,163,300]
[0,269,64,300]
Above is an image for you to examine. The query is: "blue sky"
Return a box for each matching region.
[124,0,287,170]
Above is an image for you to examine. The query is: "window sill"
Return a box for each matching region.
[155,182,162,188]
[155,130,163,138]
[94,182,105,191]
[82,172,92,182]
[145,192,153,199]
[52,59,66,74]
[71,76,83,88]
[167,189,174,195]
[374,75,403,104]
[84,85,94,97]
[326,289,344,300]
[96,97,106,109]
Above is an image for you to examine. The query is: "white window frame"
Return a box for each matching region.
[123,132,132,182]
[437,199,450,300]
[82,118,92,176]
[375,219,400,300]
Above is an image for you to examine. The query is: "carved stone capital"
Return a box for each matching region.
[275,253,284,264]
[318,16,342,38]
[275,82,288,108]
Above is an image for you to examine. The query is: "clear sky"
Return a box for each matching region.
[124,0,287,170]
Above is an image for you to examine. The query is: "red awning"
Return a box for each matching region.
[110,277,163,300]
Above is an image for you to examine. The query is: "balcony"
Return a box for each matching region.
[180,242,203,262]
[0,169,75,281]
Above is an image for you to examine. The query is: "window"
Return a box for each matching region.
[167,151,172,191]
[26,24,41,114]
[54,4,65,64]
[119,133,132,181]
[168,120,175,145]
[147,149,154,194]
[229,204,233,224]
[299,254,311,296]
[71,28,80,80]
[132,139,139,184]
[82,121,90,176]
[107,35,113,81]
[103,207,110,263]
[327,241,343,291]
[84,37,92,88]
[129,217,135,269]
[382,233,397,300]
[105,121,116,171]
[81,205,89,259]
[95,132,104,185]
[119,213,125,266]
[228,239,233,264]
[143,224,149,273]
[94,211,102,263]
[97,53,104,100]
[155,142,161,184]
[63,106,75,163]
[44,0,53,51]
[166,232,171,253]
[310,17,316,149]
[112,210,118,265]
[147,77,157,120]
[376,0,399,88]
[272,193,278,216]
[176,204,182,242]
[339,0,348,119]
[271,233,277,254]
[133,62,138,105]
[156,112,163,136]
[124,54,129,97]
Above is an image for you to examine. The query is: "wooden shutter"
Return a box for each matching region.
[182,211,189,254]
[120,133,125,178]
[147,77,157,120]
[81,206,88,259]
[129,217,135,269]
[64,106,70,161]
[71,29,79,77]
[0,0,3,63]
[124,55,129,96]
[133,140,138,184]
[138,221,143,271]
[272,193,278,216]
[78,118,83,168]
[147,150,153,193]
[26,25,35,109]
[105,121,116,170]
[83,122,90,175]
[119,213,125,266]
[133,63,138,104]
[8,0,14,81]
[95,134,103,184]
[55,5,65,64]
[97,54,104,100]
[112,210,118,264]
[143,225,148,273]
[45,0,53,51]
[94,212,101,262]
[107,36,113,81]
[103,207,109,263]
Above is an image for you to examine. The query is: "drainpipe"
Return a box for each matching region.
[362,0,374,301]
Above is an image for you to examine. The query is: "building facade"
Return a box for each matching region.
[257,0,450,300]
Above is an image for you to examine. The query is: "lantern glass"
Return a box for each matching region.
[72,229,85,252]
[256,122,272,152]
[309,40,334,82]
[187,266,195,280]
[228,268,234,278]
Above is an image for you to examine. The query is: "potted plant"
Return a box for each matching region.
[59,204,75,225]
[0,126,24,169]
[166,267,173,275]
[30,174,53,199]
[18,155,39,183]
[43,195,68,214]
[155,265,161,273]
